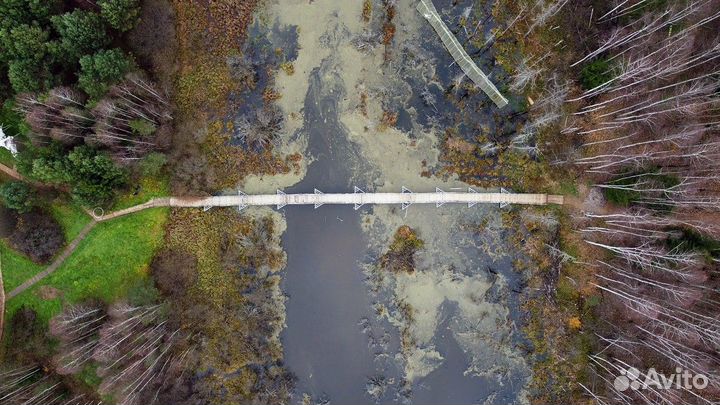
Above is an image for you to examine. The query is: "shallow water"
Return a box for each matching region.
[280,63,385,403]
[244,0,533,403]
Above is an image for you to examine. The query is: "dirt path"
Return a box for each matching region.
[0,162,23,181]
[7,221,97,300]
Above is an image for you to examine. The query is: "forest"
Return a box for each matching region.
[487,0,720,403]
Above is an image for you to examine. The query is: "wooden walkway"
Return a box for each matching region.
[417,0,509,108]
[3,187,563,303]
[91,188,564,221]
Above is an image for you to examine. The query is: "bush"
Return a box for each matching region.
[380,225,424,273]
[151,249,197,297]
[10,210,65,263]
[129,118,157,137]
[139,152,168,177]
[0,181,36,213]
[78,48,134,99]
[580,59,614,90]
[99,0,141,32]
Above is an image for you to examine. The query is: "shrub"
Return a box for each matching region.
[380,225,424,273]
[78,48,134,99]
[0,181,36,213]
[139,152,168,177]
[98,0,141,32]
[579,59,614,90]
[10,210,65,263]
[129,118,156,137]
[151,249,197,297]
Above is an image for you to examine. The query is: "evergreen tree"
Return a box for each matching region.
[78,48,133,99]
[51,10,110,59]
[98,0,141,32]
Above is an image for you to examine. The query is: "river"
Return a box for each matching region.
[239,0,532,403]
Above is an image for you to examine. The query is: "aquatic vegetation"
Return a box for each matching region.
[233,106,284,152]
[380,225,424,274]
[362,0,373,22]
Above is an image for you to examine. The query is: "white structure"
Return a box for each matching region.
[93,187,565,221]
[417,0,509,108]
[0,126,17,156]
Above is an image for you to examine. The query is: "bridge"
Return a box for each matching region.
[92,187,564,221]
[3,184,563,302]
[417,0,509,108]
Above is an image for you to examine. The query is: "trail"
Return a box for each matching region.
[7,221,97,300]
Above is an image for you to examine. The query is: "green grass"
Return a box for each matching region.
[1,241,44,292]
[5,207,169,324]
[113,175,170,211]
[49,200,92,241]
[555,179,579,197]
[0,148,14,167]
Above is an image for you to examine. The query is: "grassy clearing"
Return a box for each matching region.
[1,241,43,292]
[113,174,170,210]
[49,200,92,241]
[5,207,168,325]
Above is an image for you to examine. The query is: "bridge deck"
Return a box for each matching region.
[417,0,509,108]
[169,191,561,208]
[94,190,563,221]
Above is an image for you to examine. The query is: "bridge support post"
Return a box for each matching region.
[314,188,324,209]
[401,186,413,210]
[354,186,366,211]
[277,189,287,210]
[237,190,248,211]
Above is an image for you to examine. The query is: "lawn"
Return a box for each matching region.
[0,194,92,294]
[5,207,169,324]
[113,174,170,210]
[49,200,92,241]
[1,241,43,292]
[0,148,13,167]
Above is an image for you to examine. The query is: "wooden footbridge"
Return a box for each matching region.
[92,187,564,221]
[417,0,509,108]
